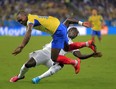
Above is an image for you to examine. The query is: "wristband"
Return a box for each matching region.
[78,21,83,26]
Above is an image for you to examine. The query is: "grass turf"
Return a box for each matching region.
[0,35,116,89]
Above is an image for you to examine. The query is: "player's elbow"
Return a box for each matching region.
[78,57,86,59]
[77,55,87,59]
[66,18,73,22]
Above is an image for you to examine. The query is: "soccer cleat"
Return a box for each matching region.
[74,58,81,74]
[88,40,97,52]
[32,77,41,84]
[10,76,25,82]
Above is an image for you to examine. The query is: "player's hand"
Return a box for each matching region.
[93,52,102,57]
[12,46,23,56]
[82,22,92,28]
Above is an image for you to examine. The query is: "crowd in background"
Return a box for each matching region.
[0,0,116,27]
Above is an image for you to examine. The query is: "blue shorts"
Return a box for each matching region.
[52,23,68,49]
[92,30,101,38]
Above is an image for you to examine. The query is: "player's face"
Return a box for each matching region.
[68,28,79,39]
[92,9,97,15]
[17,14,27,26]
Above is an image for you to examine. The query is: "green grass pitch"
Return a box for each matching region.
[0,35,116,89]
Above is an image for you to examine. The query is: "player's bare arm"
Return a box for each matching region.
[73,51,102,59]
[12,24,33,55]
[63,18,91,28]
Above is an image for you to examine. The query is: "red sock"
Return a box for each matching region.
[68,42,87,51]
[57,55,76,65]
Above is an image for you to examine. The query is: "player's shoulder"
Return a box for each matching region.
[28,14,34,20]
[27,14,37,25]
[28,14,33,18]
[27,14,39,23]
[28,14,39,19]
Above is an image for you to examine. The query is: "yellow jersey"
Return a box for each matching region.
[27,14,60,34]
[88,15,103,31]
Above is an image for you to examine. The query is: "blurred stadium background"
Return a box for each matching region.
[0,0,116,89]
[0,0,116,36]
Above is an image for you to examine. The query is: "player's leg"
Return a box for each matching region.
[18,57,36,78]
[41,59,64,78]
[51,23,68,62]
[28,50,61,84]
[57,55,80,74]
[68,42,87,51]
[10,50,49,82]
[64,39,96,53]
[97,31,101,42]
[32,56,81,84]
[57,55,76,65]
[98,37,101,42]
[91,30,96,42]
[32,57,63,84]
[10,57,36,82]
[32,55,81,84]
[31,50,62,84]
[51,48,61,62]
[68,40,96,52]
[17,50,46,79]
[32,61,63,84]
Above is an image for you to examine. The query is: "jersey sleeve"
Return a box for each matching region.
[27,14,34,25]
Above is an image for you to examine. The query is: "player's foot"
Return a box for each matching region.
[88,40,97,52]
[74,58,81,74]
[10,76,25,82]
[32,77,41,84]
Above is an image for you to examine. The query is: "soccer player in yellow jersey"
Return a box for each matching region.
[12,11,91,64]
[88,9,104,42]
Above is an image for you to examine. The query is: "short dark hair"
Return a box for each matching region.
[91,8,98,12]
[17,11,27,16]
[68,27,79,33]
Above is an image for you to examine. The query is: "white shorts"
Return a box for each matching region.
[29,49,53,68]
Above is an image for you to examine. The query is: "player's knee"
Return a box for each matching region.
[64,44,69,52]
[50,70,55,75]
[25,63,32,68]
[51,56,57,62]
[25,57,36,68]
[59,63,64,68]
